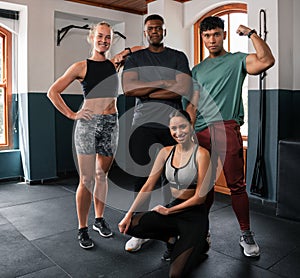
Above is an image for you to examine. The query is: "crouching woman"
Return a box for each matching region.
[118,110,212,278]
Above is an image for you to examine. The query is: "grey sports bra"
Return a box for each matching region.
[165,144,198,190]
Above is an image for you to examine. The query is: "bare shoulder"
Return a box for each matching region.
[65,60,87,80]
[196,145,210,161]
[159,145,174,159]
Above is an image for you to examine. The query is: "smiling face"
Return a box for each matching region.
[91,23,112,55]
[169,116,192,144]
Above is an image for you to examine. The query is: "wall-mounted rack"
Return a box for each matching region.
[57,24,126,46]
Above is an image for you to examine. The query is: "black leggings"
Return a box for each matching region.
[129,125,176,210]
[127,201,209,278]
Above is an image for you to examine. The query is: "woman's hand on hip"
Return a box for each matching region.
[75,108,93,120]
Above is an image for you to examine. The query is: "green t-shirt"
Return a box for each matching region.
[190,52,248,132]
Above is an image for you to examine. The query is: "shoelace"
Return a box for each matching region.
[99,219,110,229]
[80,230,90,241]
[242,232,255,245]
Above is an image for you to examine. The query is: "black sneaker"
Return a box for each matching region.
[93,217,113,238]
[161,242,175,261]
[78,227,94,249]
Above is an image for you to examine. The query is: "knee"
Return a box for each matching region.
[229,183,247,195]
[95,169,108,183]
[79,176,94,190]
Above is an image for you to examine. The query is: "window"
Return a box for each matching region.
[194,4,249,137]
[0,26,13,149]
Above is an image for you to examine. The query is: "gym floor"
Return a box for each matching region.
[0,164,299,278]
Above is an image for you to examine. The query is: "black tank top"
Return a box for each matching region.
[81,59,118,98]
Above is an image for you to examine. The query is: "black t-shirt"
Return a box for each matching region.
[123,47,191,128]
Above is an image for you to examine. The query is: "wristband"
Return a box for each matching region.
[125,47,132,55]
[248,29,257,38]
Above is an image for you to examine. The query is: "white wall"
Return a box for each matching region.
[148,0,190,57]
[1,0,299,92]
[277,0,293,90]
[293,0,300,89]
[0,0,143,93]
[247,0,279,90]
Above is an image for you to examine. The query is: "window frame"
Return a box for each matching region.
[0,26,13,149]
[193,3,247,64]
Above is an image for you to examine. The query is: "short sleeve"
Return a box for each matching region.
[192,67,201,92]
[176,52,192,76]
[123,54,138,71]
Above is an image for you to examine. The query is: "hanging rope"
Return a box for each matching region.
[250,9,268,197]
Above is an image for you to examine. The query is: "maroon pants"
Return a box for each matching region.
[196,120,250,231]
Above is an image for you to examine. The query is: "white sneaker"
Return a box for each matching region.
[239,230,260,257]
[125,237,150,252]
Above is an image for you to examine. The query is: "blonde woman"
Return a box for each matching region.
[48,22,134,248]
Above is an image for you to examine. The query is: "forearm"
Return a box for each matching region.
[47,91,76,120]
[123,80,164,97]
[186,103,197,127]
[167,196,205,214]
[148,81,191,100]
[237,25,275,73]
[127,189,152,214]
[148,89,182,99]
[119,170,161,234]
[167,75,192,98]
[185,90,199,126]
[111,46,145,69]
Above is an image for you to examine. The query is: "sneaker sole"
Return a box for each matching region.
[125,245,142,252]
[242,250,260,257]
[79,242,94,249]
[93,225,113,238]
[239,243,260,257]
[125,239,150,252]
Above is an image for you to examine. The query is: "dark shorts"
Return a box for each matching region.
[74,113,119,156]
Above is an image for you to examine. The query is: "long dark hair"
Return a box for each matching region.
[169,109,192,123]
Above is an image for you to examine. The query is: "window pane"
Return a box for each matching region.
[229,13,248,53]
[0,87,4,144]
[220,14,228,51]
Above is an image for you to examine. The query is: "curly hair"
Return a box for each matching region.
[200,16,224,33]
